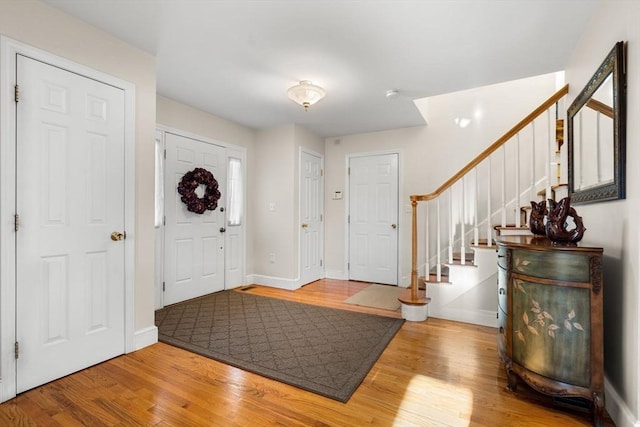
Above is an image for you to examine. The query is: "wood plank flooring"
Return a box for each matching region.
[0,279,613,426]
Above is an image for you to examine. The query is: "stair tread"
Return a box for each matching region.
[418,275,452,287]
[446,260,477,267]
[536,183,569,196]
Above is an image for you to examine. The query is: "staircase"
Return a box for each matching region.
[400,85,569,326]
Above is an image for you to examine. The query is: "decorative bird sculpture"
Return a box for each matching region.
[545,197,586,244]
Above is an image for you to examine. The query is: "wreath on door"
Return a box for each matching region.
[177,167,221,214]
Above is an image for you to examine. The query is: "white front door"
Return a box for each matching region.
[300,150,324,285]
[16,55,126,392]
[348,153,399,285]
[164,133,226,305]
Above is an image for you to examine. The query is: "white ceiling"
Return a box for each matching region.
[43,0,598,138]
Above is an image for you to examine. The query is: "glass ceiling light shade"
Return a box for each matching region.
[287,80,326,111]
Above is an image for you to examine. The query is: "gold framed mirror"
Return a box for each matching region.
[567,41,626,204]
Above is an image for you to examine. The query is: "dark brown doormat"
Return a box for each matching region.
[155,290,404,402]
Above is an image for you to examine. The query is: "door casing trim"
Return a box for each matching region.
[344,150,403,285]
[0,36,136,402]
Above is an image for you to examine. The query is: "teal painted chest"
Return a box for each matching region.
[496,236,604,426]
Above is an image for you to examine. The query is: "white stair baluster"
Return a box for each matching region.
[546,108,552,201]
[460,178,466,265]
[424,201,429,280]
[436,198,441,282]
[474,167,479,247]
[531,122,536,208]
[448,188,453,264]
[487,159,492,245]
[501,145,506,227]
[515,133,521,228]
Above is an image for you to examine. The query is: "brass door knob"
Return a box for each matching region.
[111,231,125,241]
[391,224,397,229]
[301,223,309,228]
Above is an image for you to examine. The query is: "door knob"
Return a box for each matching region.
[301,223,309,228]
[391,224,397,229]
[110,231,125,241]
[219,227,226,233]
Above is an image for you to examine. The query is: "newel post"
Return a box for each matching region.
[410,198,419,298]
[400,196,430,321]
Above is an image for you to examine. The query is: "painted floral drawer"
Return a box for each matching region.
[511,249,590,283]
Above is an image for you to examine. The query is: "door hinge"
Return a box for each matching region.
[320,259,323,267]
[14,341,19,359]
[347,215,350,223]
[14,214,19,232]
[347,262,350,270]
[162,281,165,292]
[163,215,166,226]
[164,149,166,159]
[348,167,350,175]
[320,169,323,177]
[320,214,323,222]
[496,312,499,319]
[14,84,19,103]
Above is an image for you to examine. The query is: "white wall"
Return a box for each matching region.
[324,74,558,283]
[565,1,640,426]
[416,73,559,188]
[254,125,297,281]
[324,126,429,283]
[251,124,324,287]
[0,1,156,334]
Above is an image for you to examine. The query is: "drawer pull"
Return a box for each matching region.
[499,288,506,295]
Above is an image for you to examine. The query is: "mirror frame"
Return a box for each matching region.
[567,41,626,204]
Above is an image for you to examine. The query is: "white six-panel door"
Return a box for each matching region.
[300,150,324,285]
[164,133,226,305]
[16,54,126,392]
[348,153,399,285]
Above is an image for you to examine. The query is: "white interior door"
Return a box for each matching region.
[16,54,126,393]
[164,133,225,305]
[348,153,399,285]
[300,150,324,285]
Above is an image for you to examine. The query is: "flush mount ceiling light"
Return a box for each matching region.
[287,80,326,111]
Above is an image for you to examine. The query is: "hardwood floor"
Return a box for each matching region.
[0,279,613,426]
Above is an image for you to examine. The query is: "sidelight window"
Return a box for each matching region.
[227,157,243,226]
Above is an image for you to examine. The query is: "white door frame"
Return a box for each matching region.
[344,150,403,285]
[155,126,247,309]
[0,37,136,402]
[298,147,325,284]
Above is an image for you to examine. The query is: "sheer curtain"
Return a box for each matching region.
[154,137,164,227]
[227,157,243,226]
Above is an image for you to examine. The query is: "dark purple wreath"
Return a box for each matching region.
[177,167,221,214]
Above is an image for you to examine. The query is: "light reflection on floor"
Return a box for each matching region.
[393,374,473,427]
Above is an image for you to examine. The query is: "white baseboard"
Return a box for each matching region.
[430,307,498,328]
[247,274,302,291]
[605,376,640,427]
[133,326,158,351]
[325,270,347,280]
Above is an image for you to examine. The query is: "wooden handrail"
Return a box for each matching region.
[402,84,569,309]
[410,84,569,202]
[586,98,613,118]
